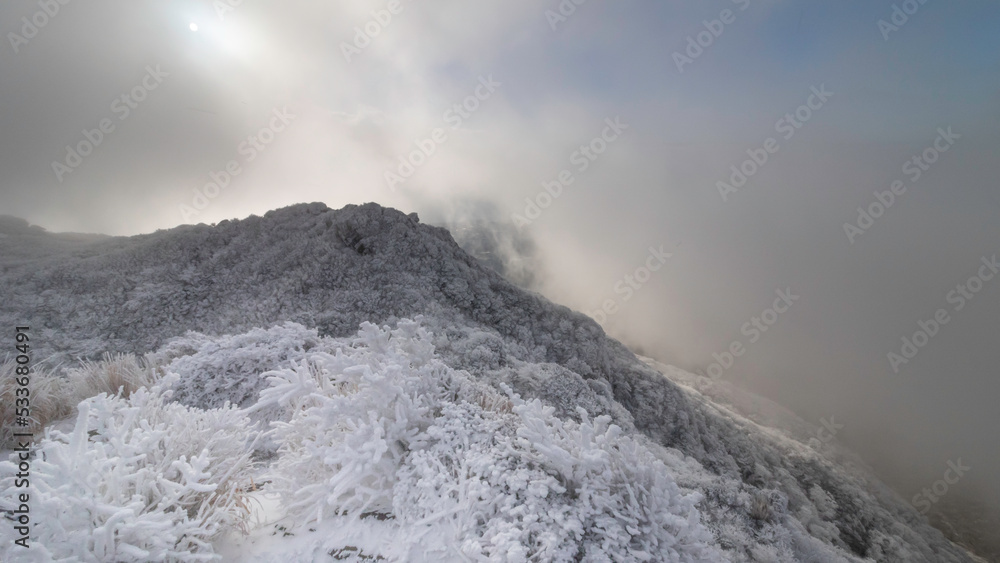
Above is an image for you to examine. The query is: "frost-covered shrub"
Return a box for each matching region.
[252,320,445,520]
[503,362,635,428]
[149,323,326,457]
[395,396,721,561]
[149,323,323,413]
[0,374,257,562]
[256,320,721,561]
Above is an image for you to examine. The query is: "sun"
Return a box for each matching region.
[181,15,256,59]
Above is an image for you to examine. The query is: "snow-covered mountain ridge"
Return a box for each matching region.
[0,203,982,561]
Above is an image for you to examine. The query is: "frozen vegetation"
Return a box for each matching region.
[0,203,982,561]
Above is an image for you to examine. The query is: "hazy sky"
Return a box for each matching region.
[2,0,999,516]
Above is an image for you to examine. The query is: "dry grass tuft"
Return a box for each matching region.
[0,353,162,449]
[475,390,513,415]
[69,353,161,399]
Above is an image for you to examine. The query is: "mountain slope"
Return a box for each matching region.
[0,202,978,561]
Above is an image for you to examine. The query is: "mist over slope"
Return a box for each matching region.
[0,203,981,561]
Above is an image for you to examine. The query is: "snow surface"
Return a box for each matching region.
[0,202,981,561]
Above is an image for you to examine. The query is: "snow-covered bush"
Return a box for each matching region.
[147,323,329,458]
[148,323,323,413]
[0,373,257,562]
[251,320,449,521]
[394,395,722,561]
[256,319,721,561]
